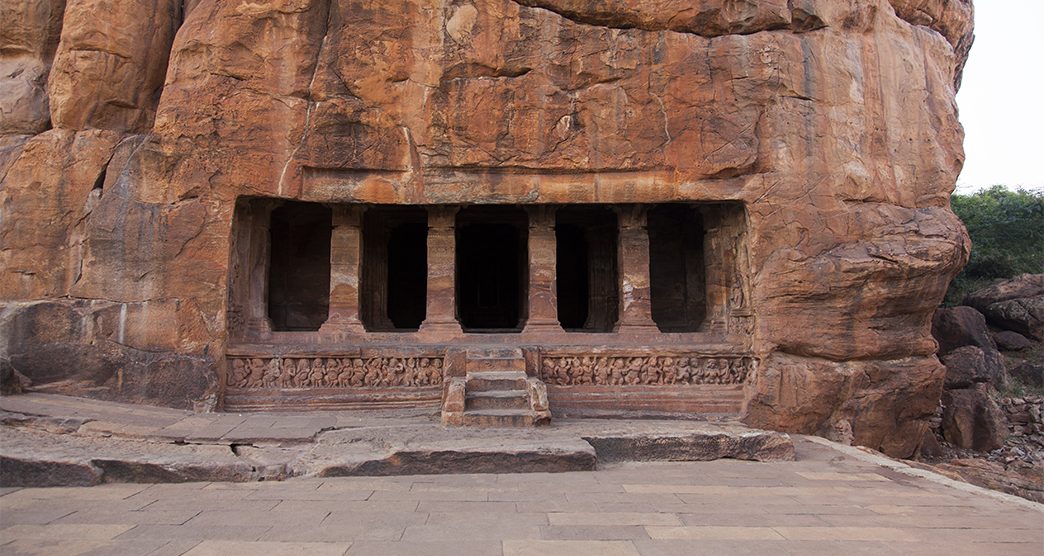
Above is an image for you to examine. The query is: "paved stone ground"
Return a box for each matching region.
[2,436,1042,555]
[0,394,793,484]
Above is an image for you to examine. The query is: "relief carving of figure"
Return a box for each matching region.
[594,357,610,385]
[383,358,403,386]
[336,359,352,387]
[539,355,751,387]
[418,359,432,386]
[295,358,312,387]
[309,359,326,387]
[364,358,381,386]
[323,358,340,387]
[548,358,564,385]
[580,357,596,385]
[351,359,366,386]
[223,356,452,390]
[430,359,444,385]
[248,358,265,388]
[688,357,705,383]
[610,358,626,385]
[228,359,248,388]
[625,358,643,385]
[662,357,677,385]
[676,358,692,384]
[262,358,280,388]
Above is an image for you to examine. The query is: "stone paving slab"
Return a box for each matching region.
[1,437,1041,555]
[0,393,793,487]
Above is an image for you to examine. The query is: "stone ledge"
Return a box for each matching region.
[0,394,794,487]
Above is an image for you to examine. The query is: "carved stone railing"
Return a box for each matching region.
[538,354,753,387]
[226,355,445,389]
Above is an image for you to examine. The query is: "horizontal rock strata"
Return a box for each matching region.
[0,0,975,457]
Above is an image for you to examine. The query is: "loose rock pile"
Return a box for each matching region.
[1001,395,1044,461]
[923,274,1044,502]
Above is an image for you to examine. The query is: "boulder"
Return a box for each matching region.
[941,387,1009,452]
[992,330,1035,352]
[917,428,944,460]
[982,297,1044,342]
[0,361,31,395]
[939,346,1007,390]
[932,306,996,355]
[965,275,1044,340]
[1009,361,1044,390]
[965,274,1044,311]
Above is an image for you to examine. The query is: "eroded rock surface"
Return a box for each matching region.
[0,0,974,457]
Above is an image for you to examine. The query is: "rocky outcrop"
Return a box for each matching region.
[0,0,974,456]
[932,306,996,355]
[940,345,1006,389]
[941,386,1008,452]
[1010,362,1043,389]
[745,353,945,458]
[46,0,183,132]
[0,0,66,135]
[993,330,1035,352]
[923,394,1044,503]
[966,274,1044,341]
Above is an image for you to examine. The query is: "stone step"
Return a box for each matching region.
[466,357,526,373]
[460,409,541,427]
[466,390,530,411]
[466,347,524,359]
[466,371,528,391]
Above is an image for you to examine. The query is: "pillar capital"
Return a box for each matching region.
[526,205,556,228]
[427,205,459,229]
[616,204,648,229]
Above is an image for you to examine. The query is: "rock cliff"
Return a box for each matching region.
[0,0,973,457]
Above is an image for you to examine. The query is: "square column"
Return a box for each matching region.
[524,206,563,334]
[320,205,366,335]
[617,205,658,333]
[244,200,278,339]
[419,206,463,336]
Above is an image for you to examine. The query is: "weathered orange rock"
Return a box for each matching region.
[47,0,183,132]
[0,0,66,134]
[0,0,975,457]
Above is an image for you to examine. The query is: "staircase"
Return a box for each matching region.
[442,347,551,427]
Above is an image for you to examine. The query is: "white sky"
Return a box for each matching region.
[955,1,1044,193]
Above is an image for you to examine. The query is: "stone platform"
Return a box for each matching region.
[2,434,1040,556]
[0,394,792,487]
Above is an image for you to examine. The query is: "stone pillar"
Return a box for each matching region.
[419,206,463,336]
[320,205,365,335]
[245,201,277,338]
[524,205,563,334]
[617,205,658,333]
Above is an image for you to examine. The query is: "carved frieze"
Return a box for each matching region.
[540,355,753,386]
[226,356,444,389]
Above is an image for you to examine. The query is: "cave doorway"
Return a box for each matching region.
[361,207,428,331]
[648,204,707,332]
[556,207,619,332]
[267,202,332,331]
[456,207,528,332]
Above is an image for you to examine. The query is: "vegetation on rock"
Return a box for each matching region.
[947,186,1044,304]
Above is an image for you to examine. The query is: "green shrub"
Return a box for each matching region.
[945,186,1044,305]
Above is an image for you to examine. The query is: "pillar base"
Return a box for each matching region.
[616,323,660,336]
[318,317,367,336]
[523,320,565,336]
[419,321,464,338]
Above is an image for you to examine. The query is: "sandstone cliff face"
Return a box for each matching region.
[0,0,973,457]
